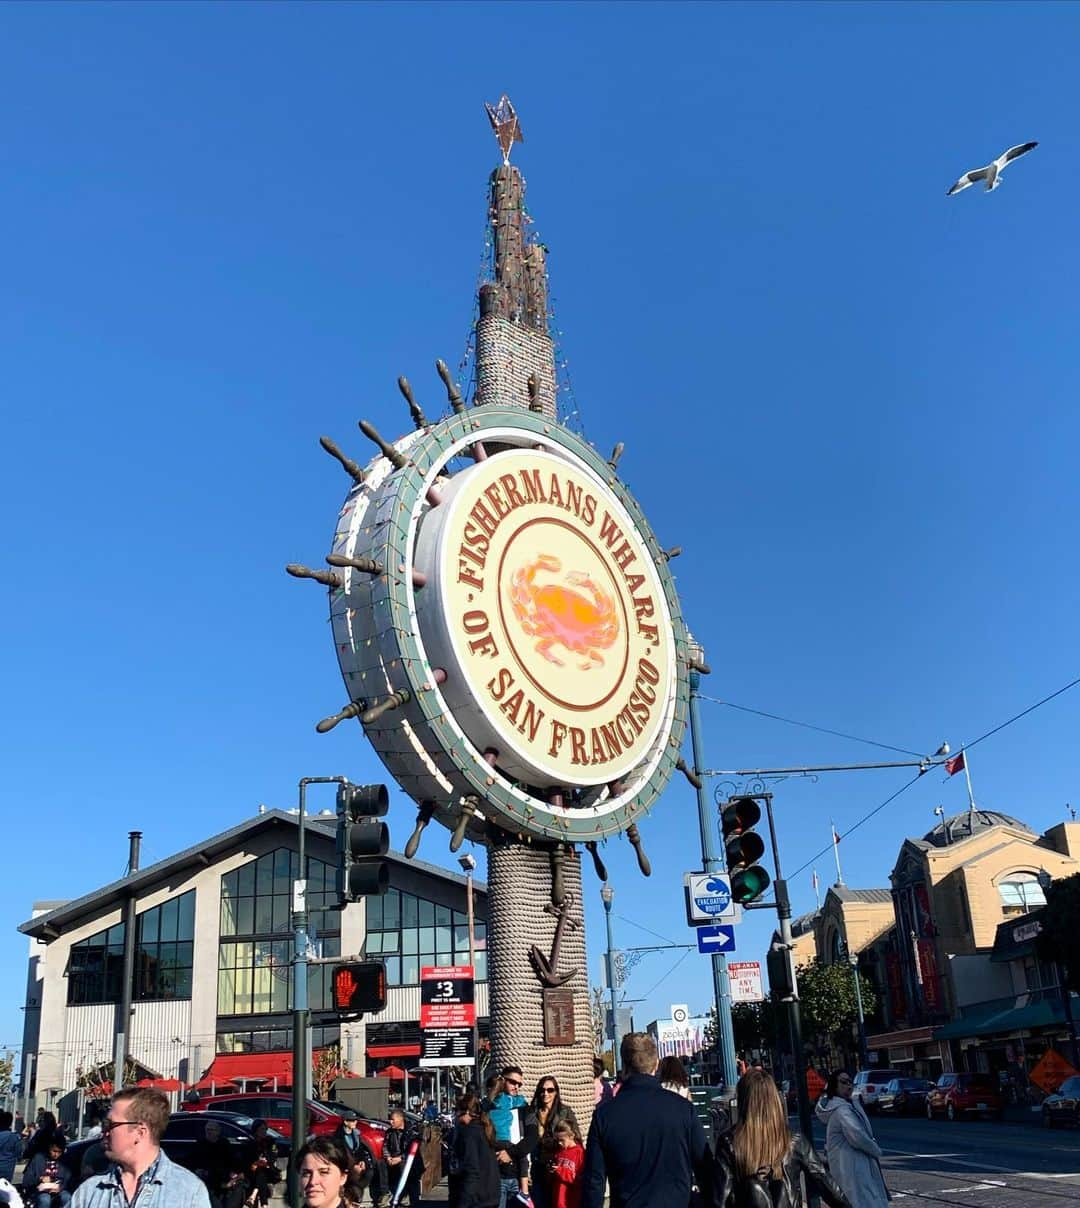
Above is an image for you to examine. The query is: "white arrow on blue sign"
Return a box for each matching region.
[696,924,736,955]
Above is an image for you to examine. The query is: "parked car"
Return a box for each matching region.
[877,1077,933,1115]
[851,1069,904,1113]
[1042,1075,1080,1128]
[925,1073,1004,1121]
[183,1092,386,1162]
[60,1111,289,1193]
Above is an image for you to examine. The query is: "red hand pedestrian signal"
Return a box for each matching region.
[331,962,387,1013]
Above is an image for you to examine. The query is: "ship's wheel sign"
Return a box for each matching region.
[294,393,691,847]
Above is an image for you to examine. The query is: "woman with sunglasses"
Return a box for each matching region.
[815,1071,889,1208]
[527,1078,580,1208]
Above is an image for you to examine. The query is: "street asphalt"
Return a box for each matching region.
[834,1112,1080,1206]
[266,1112,1080,1206]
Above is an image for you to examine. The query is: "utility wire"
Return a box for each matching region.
[614,914,681,948]
[697,696,924,757]
[635,949,693,1004]
[788,672,1080,879]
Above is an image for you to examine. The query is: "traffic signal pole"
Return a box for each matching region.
[688,669,739,1091]
[762,795,815,1146]
[292,776,345,1200]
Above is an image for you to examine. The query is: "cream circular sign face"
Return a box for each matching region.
[413,448,676,788]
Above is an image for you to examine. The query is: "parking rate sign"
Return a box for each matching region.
[728,961,764,1004]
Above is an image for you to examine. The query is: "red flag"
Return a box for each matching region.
[945,752,966,777]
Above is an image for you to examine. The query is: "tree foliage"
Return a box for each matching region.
[75,1059,140,1098]
[796,958,878,1043]
[1037,873,1080,992]
[0,1053,13,1097]
[312,1044,344,1102]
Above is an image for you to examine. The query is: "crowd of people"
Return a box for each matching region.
[441,1033,889,1208]
[0,1039,890,1208]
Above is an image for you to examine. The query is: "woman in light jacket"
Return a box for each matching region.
[815,1071,890,1207]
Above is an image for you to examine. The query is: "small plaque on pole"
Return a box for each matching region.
[542,988,575,1046]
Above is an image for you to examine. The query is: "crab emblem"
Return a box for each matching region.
[509,554,619,669]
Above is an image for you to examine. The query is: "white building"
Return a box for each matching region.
[18,809,488,1108]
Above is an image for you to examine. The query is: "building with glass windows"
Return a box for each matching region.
[18,808,487,1108]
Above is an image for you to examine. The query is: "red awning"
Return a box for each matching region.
[366,1044,422,1058]
[197,1052,293,1089]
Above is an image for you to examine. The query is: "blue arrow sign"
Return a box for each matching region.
[696,924,737,955]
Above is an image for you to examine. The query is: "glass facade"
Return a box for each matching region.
[218,1024,339,1053]
[366,887,486,987]
[135,891,195,1000]
[218,848,340,1016]
[67,922,126,1006]
[68,890,197,1005]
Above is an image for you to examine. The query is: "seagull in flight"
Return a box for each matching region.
[947,141,1038,195]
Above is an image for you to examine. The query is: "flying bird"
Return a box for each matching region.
[947,141,1038,195]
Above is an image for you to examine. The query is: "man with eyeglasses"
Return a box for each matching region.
[71,1088,209,1208]
[486,1067,537,1208]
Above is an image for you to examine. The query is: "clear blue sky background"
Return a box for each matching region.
[3,1,1078,1065]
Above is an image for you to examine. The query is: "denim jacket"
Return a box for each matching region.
[72,1150,209,1208]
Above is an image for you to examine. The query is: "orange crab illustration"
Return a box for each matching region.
[509,554,620,669]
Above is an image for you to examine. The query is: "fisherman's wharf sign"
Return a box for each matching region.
[317,404,690,844]
[414,448,676,787]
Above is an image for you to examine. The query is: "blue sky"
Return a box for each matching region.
[3,1,1079,1063]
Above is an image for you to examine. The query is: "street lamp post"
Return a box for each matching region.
[687,638,739,1091]
[601,885,622,1070]
[848,951,868,1070]
[459,853,480,1094]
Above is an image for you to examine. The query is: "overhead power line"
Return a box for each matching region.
[697,696,925,757]
[787,673,1080,879]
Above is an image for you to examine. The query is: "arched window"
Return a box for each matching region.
[997,872,1046,917]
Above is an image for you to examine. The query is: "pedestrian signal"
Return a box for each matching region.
[331,961,387,1013]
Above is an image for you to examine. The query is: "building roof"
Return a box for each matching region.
[829,887,893,905]
[919,809,1035,849]
[18,809,487,940]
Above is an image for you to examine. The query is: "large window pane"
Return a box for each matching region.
[402,930,418,955]
[159,898,179,942]
[237,899,254,936]
[367,897,383,929]
[383,892,400,929]
[237,862,256,898]
[435,905,451,926]
[402,955,419,985]
[221,897,238,937]
[178,892,195,941]
[402,895,419,928]
[419,900,434,927]
[385,956,401,986]
[419,928,434,955]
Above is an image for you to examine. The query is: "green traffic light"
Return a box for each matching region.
[731,866,771,904]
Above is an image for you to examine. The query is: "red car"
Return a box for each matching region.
[925,1073,1004,1121]
[182,1091,387,1161]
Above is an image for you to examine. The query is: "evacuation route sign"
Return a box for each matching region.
[728,961,764,1004]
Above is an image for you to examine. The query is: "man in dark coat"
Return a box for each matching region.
[582,1033,710,1208]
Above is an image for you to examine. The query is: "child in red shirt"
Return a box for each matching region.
[548,1120,584,1208]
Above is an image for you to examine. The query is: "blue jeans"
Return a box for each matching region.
[498,1176,519,1208]
[37,1195,71,1208]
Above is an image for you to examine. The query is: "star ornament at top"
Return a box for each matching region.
[485,94,524,164]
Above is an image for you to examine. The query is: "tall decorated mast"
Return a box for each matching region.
[289,98,694,1130]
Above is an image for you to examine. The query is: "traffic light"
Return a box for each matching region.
[767,941,796,1000]
[331,961,387,1013]
[721,796,771,905]
[336,782,390,905]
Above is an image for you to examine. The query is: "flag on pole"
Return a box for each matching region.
[812,868,820,908]
[944,752,966,777]
[831,821,844,884]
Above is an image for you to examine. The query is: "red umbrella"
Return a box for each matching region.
[136,1078,184,1092]
[378,1065,407,1080]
